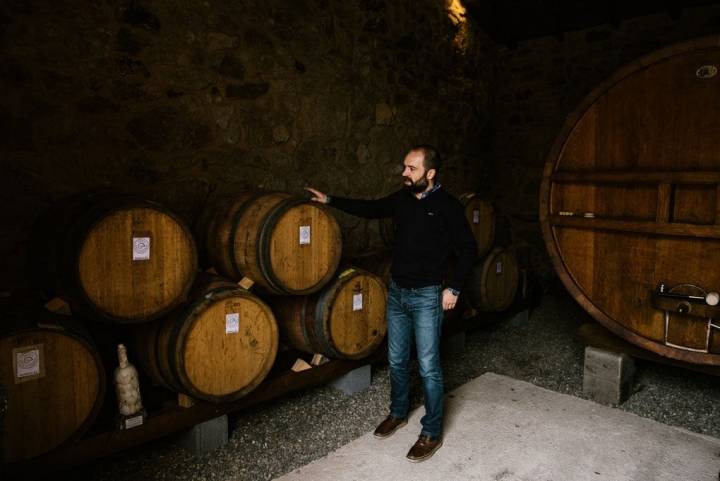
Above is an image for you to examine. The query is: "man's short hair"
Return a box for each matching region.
[411,145,442,178]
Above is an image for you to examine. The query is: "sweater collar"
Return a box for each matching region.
[418,183,442,199]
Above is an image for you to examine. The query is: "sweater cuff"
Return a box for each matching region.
[447,287,460,296]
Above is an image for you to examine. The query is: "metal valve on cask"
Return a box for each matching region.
[651,283,720,354]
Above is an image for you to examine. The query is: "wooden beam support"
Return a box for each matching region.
[656,183,672,224]
[552,170,720,185]
[549,214,720,239]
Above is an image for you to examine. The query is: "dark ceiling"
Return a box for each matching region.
[463,0,720,46]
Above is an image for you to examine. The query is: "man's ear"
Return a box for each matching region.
[426,168,436,181]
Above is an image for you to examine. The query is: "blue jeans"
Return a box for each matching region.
[387,281,444,438]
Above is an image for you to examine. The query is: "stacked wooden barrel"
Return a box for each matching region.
[269,267,387,360]
[0,310,105,463]
[31,192,197,323]
[8,185,385,463]
[200,192,342,295]
[134,274,278,402]
[452,192,521,315]
[464,247,520,313]
[193,190,385,365]
[458,193,496,258]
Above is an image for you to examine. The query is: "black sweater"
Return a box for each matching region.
[330,187,477,291]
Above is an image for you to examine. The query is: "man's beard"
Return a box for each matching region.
[404,176,429,193]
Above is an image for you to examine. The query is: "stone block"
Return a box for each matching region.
[331,364,371,395]
[583,347,635,406]
[179,415,228,456]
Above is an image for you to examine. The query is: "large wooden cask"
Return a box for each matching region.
[458,193,495,258]
[134,274,278,402]
[465,247,520,312]
[270,268,387,360]
[0,310,105,463]
[539,37,720,365]
[201,192,342,295]
[31,192,197,323]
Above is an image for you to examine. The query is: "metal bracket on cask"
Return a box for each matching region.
[651,284,720,353]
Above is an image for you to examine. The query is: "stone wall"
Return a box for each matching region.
[0,0,493,289]
[490,5,720,276]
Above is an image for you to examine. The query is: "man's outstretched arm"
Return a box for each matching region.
[305,186,396,219]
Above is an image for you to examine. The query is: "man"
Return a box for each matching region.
[306,145,477,462]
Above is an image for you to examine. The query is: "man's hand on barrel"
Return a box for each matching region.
[305,187,329,204]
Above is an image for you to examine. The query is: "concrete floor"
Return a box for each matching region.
[275,373,720,481]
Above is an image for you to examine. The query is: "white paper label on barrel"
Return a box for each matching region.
[16,348,41,379]
[132,237,151,261]
[299,225,311,245]
[496,261,503,274]
[226,313,239,334]
[473,209,480,224]
[353,293,363,311]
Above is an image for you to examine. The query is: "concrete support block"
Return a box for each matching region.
[442,330,466,355]
[331,364,371,395]
[583,347,635,406]
[179,414,228,456]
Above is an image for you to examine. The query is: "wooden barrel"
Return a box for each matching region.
[270,267,387,360]
[134,274,278,402]
[31,192,197,323]
[539,36,720,365]
[458,193,495,258]
[0,310,105,463]
[201,192,342,295]
[465,247,519,312]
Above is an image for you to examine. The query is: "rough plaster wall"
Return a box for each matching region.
[0,0,493,289]
[490,5,720,276]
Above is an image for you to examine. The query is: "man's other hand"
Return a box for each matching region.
[442,288,458,311]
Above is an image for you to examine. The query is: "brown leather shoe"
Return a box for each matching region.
[406,434,443,462]
[373,415,407,438]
